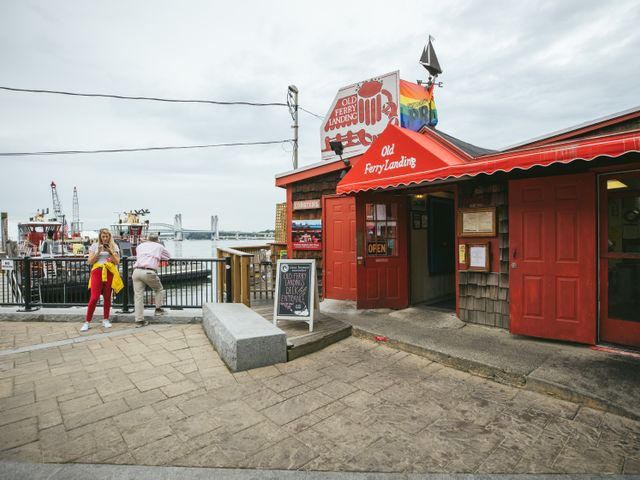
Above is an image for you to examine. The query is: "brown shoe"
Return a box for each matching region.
[154,308,167,316]
[135,320,149,328]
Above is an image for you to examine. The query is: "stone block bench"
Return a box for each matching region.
[202,303,287,372]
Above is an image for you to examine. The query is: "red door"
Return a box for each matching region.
[509,173,596,344]
[599,171,640,347]
[323,196,357,300]
[356,196,409,309]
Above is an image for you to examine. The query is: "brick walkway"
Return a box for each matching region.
[0,321,638,474]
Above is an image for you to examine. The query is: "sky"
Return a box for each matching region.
[1,0,639,235]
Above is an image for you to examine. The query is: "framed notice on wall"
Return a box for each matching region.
[458,244,467,266]
[273,259,317,331]
[468,243,490,272]
[412,213,423,230]
[457,207,496,237]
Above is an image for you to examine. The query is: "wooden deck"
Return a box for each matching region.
[250,298,351,360]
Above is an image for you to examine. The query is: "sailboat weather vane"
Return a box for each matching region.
[418,35,443,90]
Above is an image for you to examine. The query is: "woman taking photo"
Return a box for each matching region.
[82,228,124,332]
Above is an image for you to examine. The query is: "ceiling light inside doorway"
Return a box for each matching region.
[607,179,628,190]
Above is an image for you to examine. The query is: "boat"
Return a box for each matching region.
[17,210,66,256]
[110,209,150,256]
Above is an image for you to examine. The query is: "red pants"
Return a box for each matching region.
[86,268,114,321]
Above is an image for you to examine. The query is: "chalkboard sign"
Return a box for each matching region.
[273,259,317,332]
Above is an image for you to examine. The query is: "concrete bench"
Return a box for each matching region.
[202,303,287,372]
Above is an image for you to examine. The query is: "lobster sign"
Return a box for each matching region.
[321,71,400,161]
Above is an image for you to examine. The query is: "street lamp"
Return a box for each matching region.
[329,141,349,166]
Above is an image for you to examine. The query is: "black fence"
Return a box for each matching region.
[0,256,232,311]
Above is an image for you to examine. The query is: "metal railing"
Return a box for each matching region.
[0,256,233,311]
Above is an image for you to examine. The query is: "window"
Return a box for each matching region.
[365,203,397,256]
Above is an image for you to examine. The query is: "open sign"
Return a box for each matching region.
[367,242,387,256]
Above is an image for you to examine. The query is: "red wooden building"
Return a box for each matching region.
[276,107,640,349]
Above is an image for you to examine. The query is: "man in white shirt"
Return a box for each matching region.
[132,233,171,327]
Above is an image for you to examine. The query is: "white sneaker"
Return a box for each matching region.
[102,320,112,328]
[80,322,90,332]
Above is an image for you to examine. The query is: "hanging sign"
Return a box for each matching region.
[321,71,400,162]
[1,259,13,271]
[273,259,317,331]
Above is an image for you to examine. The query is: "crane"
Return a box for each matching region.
[71,186,82,236]
[50,181,68,234]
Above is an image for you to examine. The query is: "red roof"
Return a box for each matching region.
[336,125,640,194]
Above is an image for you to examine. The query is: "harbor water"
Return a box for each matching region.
[162,238,273,259]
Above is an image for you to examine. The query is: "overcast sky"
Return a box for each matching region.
[1,0,638,235]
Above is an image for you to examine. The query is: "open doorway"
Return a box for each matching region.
[599,170,640,348]
[409,191,456,309]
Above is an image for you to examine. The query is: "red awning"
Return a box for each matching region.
[337,125,640,194]
[336,124,467,194]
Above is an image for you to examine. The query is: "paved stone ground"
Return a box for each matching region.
[0,321,638,474]
[0,320,132,350]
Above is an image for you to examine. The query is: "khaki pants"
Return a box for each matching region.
[132,268,164,322]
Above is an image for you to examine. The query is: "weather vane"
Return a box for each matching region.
[417,35,443,90]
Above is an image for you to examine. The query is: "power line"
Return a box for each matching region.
[0,85,325,118]
[0,86,287,107]
[0,139,293,157]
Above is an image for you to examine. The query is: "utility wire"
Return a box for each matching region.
[0,85,324,118]
[0,86,287,107]
[0,139,293,157]
[299,107,323,120]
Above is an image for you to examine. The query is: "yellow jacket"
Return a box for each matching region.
[88,262,124,294]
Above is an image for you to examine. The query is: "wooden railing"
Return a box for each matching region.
[216,247,252,306]
[216,244,285,306]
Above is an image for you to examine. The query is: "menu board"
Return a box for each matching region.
[273,259,316,331]
[457,208,496,237]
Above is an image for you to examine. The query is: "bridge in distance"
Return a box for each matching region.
[148,215,273,241]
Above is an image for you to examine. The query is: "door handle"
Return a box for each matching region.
[513,248,517,259]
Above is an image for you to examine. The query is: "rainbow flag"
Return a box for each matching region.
[400,79,438,130]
